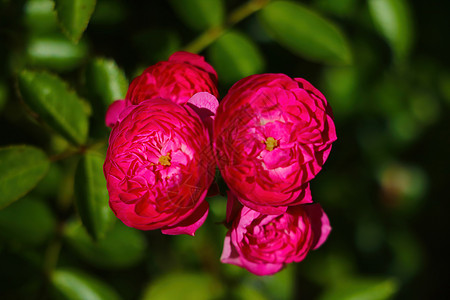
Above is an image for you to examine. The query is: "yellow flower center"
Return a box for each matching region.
[158,154,171,166]
[264,137,278,151]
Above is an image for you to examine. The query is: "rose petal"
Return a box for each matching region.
[105,99,127,127]
[303,203,331,250]
[161,200,209,236]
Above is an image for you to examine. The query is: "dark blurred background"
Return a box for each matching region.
[0,0,449,299]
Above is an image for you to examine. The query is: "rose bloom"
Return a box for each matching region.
[214,74,337,214]
[221,192,331,276]
[103,98,216,235]
[126,51,219,106]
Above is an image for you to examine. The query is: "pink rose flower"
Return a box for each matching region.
[103,98,215,235]
[213,74,337,214]
[126,51,219,106]
[221,192,331,276]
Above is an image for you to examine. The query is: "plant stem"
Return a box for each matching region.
[182,0,271,54]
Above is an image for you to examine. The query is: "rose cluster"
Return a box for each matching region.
[103,51,336,275]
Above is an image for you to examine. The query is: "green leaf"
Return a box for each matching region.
[0,196,55,245]
[208,30,265,84]
[319,278,399,300]
[23,0,59,35]
[259,1,352,65]
[26,34,88,71]
[54,0,96,43]
[64,220,146,269]
[169,0,224,31]
[0,145,49,208]
[74,151,115,240]
[368,0,414,62]
[17,70,89,145]
[51,268,121,300]
[85,58,128,107]
[141,272,224,300]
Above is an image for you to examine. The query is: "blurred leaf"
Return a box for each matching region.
[64,219,146,269]
[18,70,89,145]
[261,266,294,300]
[141,272,224,300]
[51,268,121,300]
[169,0,224,31]
[54,0,96,43]
[0,196,55,245]
[85,58,128,107]
[319,277,399,300]
[208,30,265,84]
[26,35,88,71]
[0,145,49,208]
[368,0,413,62]
[259,1,352,65]
[74,151,115,240]
[33,162,63,197]
[234,286,269,300]
[23,0,58,35]
[388,230,423,281]
[314,0,357,17]
[0,80,8,112]
[132,29,181,64]
[90,0,126,26]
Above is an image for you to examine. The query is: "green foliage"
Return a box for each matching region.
[64,220,146,269]
[26,35,88,71]
[85,58,128,107]
[54,0,97,43]
[141,272,224,300]
[169,0,224,31]
[74,151,115,240]
[259,1,352,65]
[208,30,265,84]
[0,145,49,208]
[318,277,399,300]
[368,0,414,62]
[17,70,89,145]
[0,196,55,245]
[51,268,121,300]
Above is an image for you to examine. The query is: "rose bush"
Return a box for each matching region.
[126,51,219,106]
[221,192,331,276]
[214,74,337,214]
[103,98,215,235]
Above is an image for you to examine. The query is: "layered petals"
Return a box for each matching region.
[214,74,337,214]
[103,99,215,235]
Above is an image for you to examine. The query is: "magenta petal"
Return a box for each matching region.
[220,233,242,266]
[169,51,218,80]
[161,201,209,236]
[105,99,126,127]
[186,92,219,135]
[303,203,331,250]
[237,195,287,215]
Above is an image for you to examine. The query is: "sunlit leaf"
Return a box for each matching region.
[319,277,399,300]
[169,0,224,31]
[23,0,59,35]
[18,70,89,145]
[74,151,115,240]
[26,34,88,71]
[368,0,413,62]
[54,0,96,43]
[0,145,49,208]
[0,196,55,245]
[208,30,265,84]
[51,268,121,300]
[259,1,352,65]
[85,58,128,107]
[141,272,224,300]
